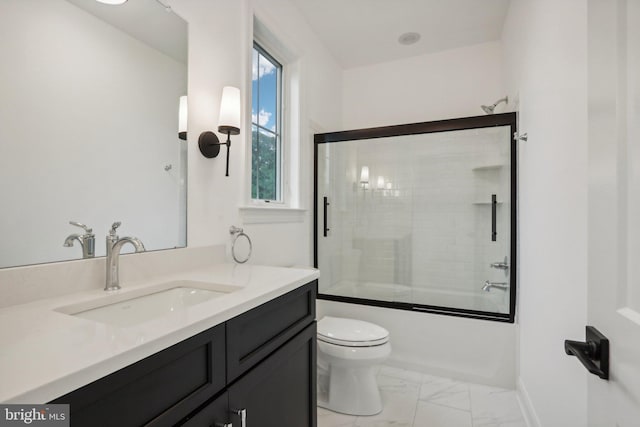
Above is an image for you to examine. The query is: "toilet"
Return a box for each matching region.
[316,316,391,416]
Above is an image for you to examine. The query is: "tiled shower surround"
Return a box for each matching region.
[318,126,512,314]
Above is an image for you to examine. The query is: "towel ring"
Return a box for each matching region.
[230,226,252,264]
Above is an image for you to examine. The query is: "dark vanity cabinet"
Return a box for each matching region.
[184,323,316,427]
[52,280,317,427]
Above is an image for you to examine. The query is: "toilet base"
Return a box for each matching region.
[318,364,383,416]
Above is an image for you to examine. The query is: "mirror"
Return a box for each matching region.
[0,0,188,268]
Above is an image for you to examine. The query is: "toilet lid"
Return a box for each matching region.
[317,316,389,347]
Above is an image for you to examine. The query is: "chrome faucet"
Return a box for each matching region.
[105,222,145,291]
[482,281,509,292]
[63,221,95,259]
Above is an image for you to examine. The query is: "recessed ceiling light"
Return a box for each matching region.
[398,32,421,46]
[95,0,127,5]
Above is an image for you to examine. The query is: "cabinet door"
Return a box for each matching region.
[228,322,317,427]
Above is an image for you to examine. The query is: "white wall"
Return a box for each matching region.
[0,0,187,267]
[171,0,343,267]
[342,41,505,129]
[502,1,588,426]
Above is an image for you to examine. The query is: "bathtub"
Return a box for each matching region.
[316,286,516,389]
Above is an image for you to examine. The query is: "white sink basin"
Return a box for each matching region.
[55,280,240,327]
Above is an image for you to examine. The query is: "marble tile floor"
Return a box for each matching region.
[317,365,527,427]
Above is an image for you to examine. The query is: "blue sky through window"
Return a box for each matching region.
[252,46,279,133]
[251,44,281,201]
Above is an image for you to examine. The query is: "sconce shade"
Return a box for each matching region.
[218,86,241,135]
[360,166,369,183]
[377,176,385,189]
[178,95,187,140]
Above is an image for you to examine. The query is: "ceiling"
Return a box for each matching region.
[289,0,511,69]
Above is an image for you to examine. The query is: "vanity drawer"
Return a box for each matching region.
[226,280,316,382]
[52,324,225,427]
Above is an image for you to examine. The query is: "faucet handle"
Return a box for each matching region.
[109,221,122,237]
[69,221,93,234]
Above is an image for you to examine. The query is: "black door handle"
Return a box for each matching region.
[491,194,497,241]
[323,196,330,237]
[564,326,609,380]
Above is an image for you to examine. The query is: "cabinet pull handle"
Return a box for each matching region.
[491,194,497,242]
[233,408,246,427]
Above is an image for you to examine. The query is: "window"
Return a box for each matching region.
[251,43,282,202]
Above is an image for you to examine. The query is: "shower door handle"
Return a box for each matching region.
[323,196,330,237]
[491,194,497,241]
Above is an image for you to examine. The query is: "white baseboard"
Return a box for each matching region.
[517,377,542,427]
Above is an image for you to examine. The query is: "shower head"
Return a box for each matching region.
[481,96,508,115]
[481,105,494,114]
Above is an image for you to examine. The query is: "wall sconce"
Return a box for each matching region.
[360,166,369,189]
[178,95,187,141]
[376,176,385,190]
[198,86,241,177]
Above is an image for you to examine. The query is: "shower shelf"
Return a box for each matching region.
[472,164,504,171]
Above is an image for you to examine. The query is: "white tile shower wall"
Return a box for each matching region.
[326,129,511,312]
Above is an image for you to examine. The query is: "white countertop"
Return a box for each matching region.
[0,263,319,403]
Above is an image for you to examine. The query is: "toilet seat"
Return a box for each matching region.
[317,316,389,347]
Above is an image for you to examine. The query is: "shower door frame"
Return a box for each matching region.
[313,112,518,323]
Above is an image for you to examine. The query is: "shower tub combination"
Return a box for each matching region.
[314,113,518,386]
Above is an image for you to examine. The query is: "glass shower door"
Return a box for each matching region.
[314,114,517,322]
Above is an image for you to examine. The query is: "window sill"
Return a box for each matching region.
[239,206,307,224]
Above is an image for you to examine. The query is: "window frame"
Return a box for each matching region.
[251,42,284,204]
[241,13,307,225]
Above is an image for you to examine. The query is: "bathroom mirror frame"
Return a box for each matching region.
[313,112,518,323]
[0,0,188,269]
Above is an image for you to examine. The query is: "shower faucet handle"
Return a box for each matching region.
[490,261,509,270]
[490,256,509,270]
